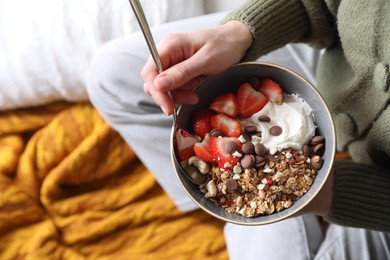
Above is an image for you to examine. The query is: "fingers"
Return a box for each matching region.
[140,28,242,115]
[142,38,207,114]
[153,53,207,92]
[144,82,175,115]
[142,62,204,114]
[142,56,159,95]
[150,32,218,91]
[145,74,204,107]
[142,57,174,115]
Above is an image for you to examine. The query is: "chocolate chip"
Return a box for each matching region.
[226,179,238,191]
[255,155,265,163]
[210,129,224,137]
[310,135,325,145]
[245,125,258,134]
[311,155,321,163]
[303,144,311,156]
[313,143,324,155]
[241,132,251,142]
[242,142,254,154]
[254,143,267,156]
[311,161,323,169]
[311,155,323,169]
[241,154,255,168]
[269,126,283,136]
[254,161,266,169]
[225,141,239,154]
[258,115,271,122]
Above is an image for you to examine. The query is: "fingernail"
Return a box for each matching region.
[160,105,169,115]
[157,76,172,89]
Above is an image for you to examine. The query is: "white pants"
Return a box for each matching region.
[87,12,390,260]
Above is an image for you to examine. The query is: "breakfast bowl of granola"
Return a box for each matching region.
[170,62,336,225]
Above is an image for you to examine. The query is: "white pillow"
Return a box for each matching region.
[0,0,204,110]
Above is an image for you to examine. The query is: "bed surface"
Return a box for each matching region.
[0,102,228,259]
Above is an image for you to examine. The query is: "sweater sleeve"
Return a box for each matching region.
[222,0,338,61]
[325,160,390,232]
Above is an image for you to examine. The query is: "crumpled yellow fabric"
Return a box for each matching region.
[0,102,228,260]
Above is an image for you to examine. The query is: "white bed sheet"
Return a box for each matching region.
[0,0,204,110]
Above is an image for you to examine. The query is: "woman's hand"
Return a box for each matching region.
[141,21,252,115]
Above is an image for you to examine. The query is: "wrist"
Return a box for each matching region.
[219,20,253,59]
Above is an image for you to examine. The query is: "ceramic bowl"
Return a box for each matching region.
[170,62,335,225]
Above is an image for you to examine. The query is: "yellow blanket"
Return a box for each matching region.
[0,102,228,259]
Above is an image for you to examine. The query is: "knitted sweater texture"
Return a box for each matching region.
[224,0,390,231]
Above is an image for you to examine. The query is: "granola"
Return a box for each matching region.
[199,147,319,217]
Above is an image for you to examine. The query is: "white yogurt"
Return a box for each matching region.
[245,94,316,152]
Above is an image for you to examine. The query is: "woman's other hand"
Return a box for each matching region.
[298,168,334,217]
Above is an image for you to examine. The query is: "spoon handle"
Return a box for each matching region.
[128,0,179,123]
[129,0,163,73]
[128,0,207,185]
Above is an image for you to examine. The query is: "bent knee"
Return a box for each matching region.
[87,36,148,105]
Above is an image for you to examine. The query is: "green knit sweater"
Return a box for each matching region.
[224,0,390,232]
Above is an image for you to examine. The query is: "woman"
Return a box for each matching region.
[87,1,390,259]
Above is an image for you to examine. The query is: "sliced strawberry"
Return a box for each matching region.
[193,133,213,162]
[257,78,284,104]
[175,129,198,162]
[210,113,242,137]
[210,136,242,169]
[209,93,238,117]
[191,109,214,138]
[236,82,269,118]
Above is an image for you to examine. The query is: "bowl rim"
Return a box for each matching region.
[170,61,336,225]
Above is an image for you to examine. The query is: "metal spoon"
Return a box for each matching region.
[128,0,178,127]
[128,0,206,185]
